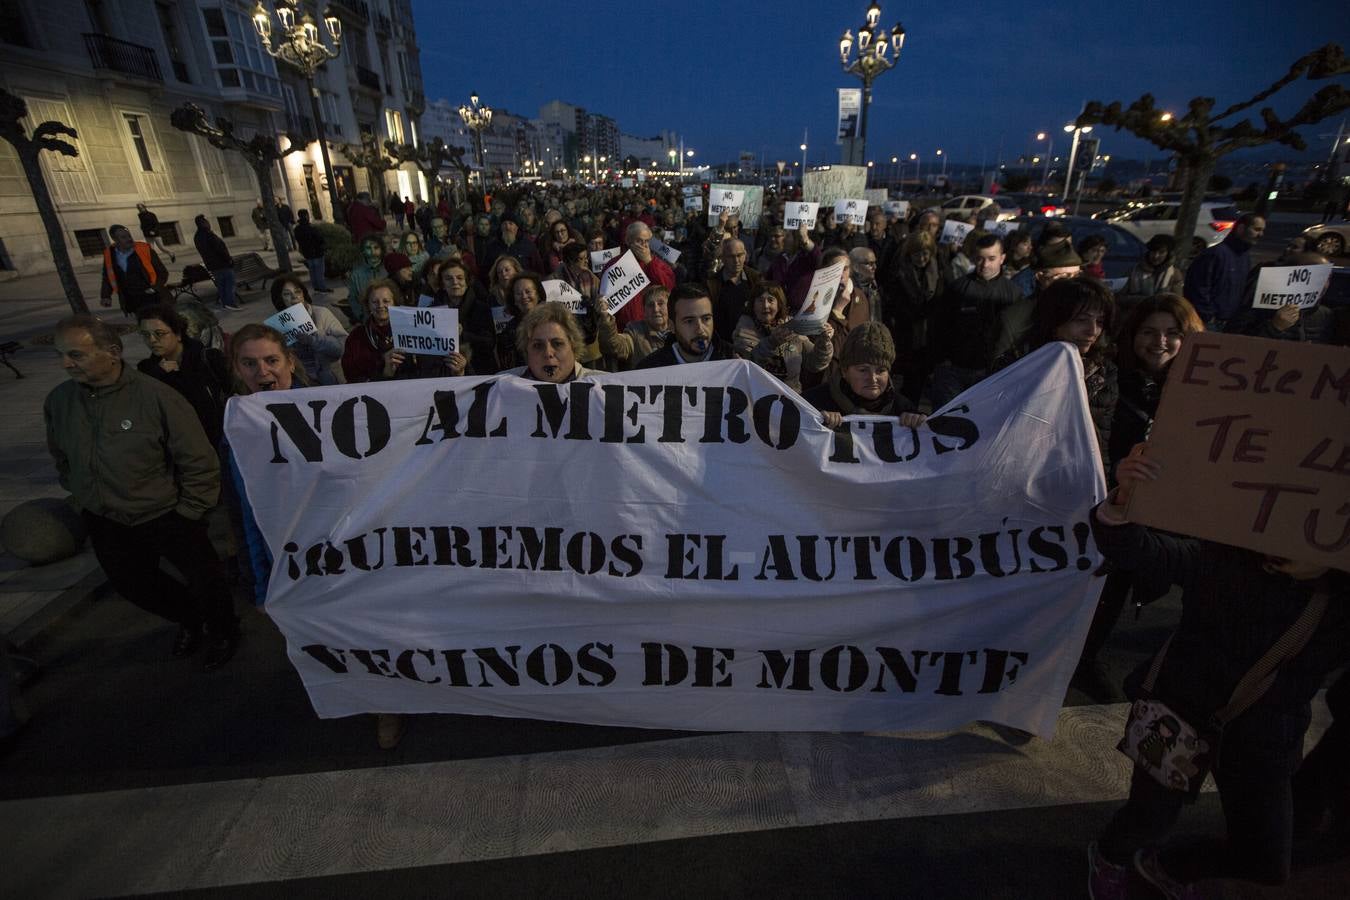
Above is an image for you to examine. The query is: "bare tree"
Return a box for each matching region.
[170,103,300,272]
[339,135,398,210]
[0,89,88,313]
[1078,44,1350,265]
[386,137,472,207]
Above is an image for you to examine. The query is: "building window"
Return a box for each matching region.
[385,109,404,145]
[158,222,182,245]
[217,216,235,238]
[1,2,34,47]
[202,6,280,96]
[156,2,190,83]
[75,228,109,258]
[123,114,154,171]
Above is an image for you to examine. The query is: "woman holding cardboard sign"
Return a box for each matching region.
[1087,446,1348,899]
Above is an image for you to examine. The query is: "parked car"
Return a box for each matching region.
[935,194,1022,221]
[1008,215,1146,281]
[1299,221,1350,257]
[1106,201,1244,255]
[1002,192,1065,217]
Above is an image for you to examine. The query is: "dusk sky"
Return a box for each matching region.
[411,1,1347,167]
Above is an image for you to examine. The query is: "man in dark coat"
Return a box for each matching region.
[1183,213,1265,329]
[293,210,330,292]
[192,215,240,311]
[635,283,735,368]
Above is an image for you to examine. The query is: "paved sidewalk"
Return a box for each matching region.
[0,235,347,645]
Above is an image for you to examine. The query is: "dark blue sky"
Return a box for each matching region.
[410,0,1347,167]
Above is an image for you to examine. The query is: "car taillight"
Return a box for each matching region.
[1211,221,1233,232]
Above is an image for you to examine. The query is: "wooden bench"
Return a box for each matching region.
[172,264,216,300]
[233,252,281,292]
[1,340,23,378]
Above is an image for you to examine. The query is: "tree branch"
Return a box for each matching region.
[1212,44,1349,122]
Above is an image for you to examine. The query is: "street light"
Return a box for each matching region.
[458,91,492,191]
[1062,120,1093,204]
[1035,130,1053,188]
[252,1,345,225]
[838,2,906,166]
[936,148,946,183]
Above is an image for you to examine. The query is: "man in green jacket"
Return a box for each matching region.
[45,315,240,669]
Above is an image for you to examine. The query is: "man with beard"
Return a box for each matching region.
[634,283,735,368]
[45,316,238,669]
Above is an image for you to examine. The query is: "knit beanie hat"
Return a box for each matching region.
[383,252,412,275]
[1036,241,1082,270]
[841,322,895,369]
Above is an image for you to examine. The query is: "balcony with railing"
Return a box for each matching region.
[354,65,381,93]
[83,33,163,83]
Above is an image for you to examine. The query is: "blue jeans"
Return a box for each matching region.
[304,256,329,291]
[213,268,237,308]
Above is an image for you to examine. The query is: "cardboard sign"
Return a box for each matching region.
[683,195,703,213]
[590,246,620,274]
[834,199,869,227]
[714,183,763,229]
[682,184,702,197]
[784,202,819,231]
[598,249,651,316]
[1251,264,1333,310]
[543,279,587,313]
[388,306,459,356]
[940,219,975,247]
[790,260,846,334]
[263,303,317,346]
[708,188,745,227]
[863,189,889,206]
[802,166,867,206]
[649,235,682,266]
[1127,333,1350,570]
[982,219,1015,236]
[883,200,910,219]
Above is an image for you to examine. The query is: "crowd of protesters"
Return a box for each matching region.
[21,179,1350,898]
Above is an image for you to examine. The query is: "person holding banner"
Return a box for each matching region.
[600,285,672,370]
[733,282,832,392]
[634,284,734,368]
[268,277,348,386]
[1225,252,1339,345]
[930,234,1022,409]
[804,323,923,429]
[507,302,598,384]
[1087,450,1349,897]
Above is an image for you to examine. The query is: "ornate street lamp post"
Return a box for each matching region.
[252,1,345,226]
[458,92,492,192]
[839,2,906,167]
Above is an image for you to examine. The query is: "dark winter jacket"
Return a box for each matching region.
[194,226,233,272]
[1183,234,1253,324]
[932,272,1022,370]
[803,376,918,418]
[634,338,736,369]
[294,221,326,261]
[136,337,231,446]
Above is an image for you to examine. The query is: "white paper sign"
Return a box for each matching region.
[708,188,745,226]
[713,183,764,228]
[1251,264,1333,310]
[490,305,511,334]
[590,247,620,274]
[802,166,867,206]
[388,305,459,356]
[683,196,703,213]
[982,219,1015,236]
[543,278,587,313]
[940,219,975,247]
[649,235,682,266]
[784,202,819,231]
[223,346,1106,739]
[834,199,869,227]
[682,185,702,197]
[598,249,652,316]
[417,294,436,308]
[883,200,910,219]
[792,260,846,333]
[263,303,317,346]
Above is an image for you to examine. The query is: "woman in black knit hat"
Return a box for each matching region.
[804,322,926,430]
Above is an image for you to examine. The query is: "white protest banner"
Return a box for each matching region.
[649,235,682,266]
[388,305,459,356]
[834,199,869,227]
[263,303,317,346]
[543,279,586,313]
[1251,264,1333,310]
[590,247,620,274]
[792,260,846,333]
[883,200,910,219]
[683,196,703,213]
[802,166,867,206]
[783,201,819,231]
[982,219,1015,236]
[598,249,651,316]
[224,345,1106,739]
[714,183,764,229]
[940,219,975,247]
[708,188,745,227]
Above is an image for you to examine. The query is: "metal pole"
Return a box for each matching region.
[1063,129,1080,202]
[858,79,872,168]
[308,78,345,226]
[801,128,807,173]
[1042,135,1052,189]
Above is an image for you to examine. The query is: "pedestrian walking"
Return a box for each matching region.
[136,202,175,263]
[192,215,241,311]
[251,201,271,251]
[293,209,330,292]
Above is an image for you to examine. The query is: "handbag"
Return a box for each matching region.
[1118,588,1328,797]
